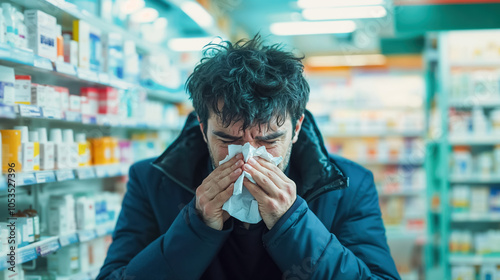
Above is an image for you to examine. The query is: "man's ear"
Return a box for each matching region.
[292,114,305,144]
[198,116,208,143]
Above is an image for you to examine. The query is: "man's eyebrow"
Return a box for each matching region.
[255,131,287,141]
[212,131,242,140]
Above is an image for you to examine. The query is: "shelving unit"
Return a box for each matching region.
[0,0,224,277]
[425,30,500,280]
[307,69,427,279]
[0,223,115,271]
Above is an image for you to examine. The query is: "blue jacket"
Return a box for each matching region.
[97,111,400,280]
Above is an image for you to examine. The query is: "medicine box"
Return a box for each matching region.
[24,10,57,61]
[14,75,31,105]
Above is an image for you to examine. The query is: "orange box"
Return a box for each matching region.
[1,130,22,172]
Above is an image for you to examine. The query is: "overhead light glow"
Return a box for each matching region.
[181,1,214,28]
[168,37,222,52]
[130,7,159,23]
[270,20,356,36]
[120,0,145,15]
[306,54,386,67]
[303,6,387,20]
[297,0,384,9]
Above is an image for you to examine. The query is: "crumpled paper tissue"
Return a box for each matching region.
[219,142,282,224]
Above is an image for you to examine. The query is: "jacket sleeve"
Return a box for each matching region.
[96,163,233,280]
[262,171,400,280]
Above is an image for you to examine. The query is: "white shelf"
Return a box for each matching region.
[449,254,500,265]
[0,223,114,271]
[449,99,500,108]
[321,129,423,138]
[379,189,424,197]
[8,0,162,54]
[449,175,500,184]
[449,134,500,145]
[449,60,500,68]
[354,158,425,165]
[0,45,189,104]
[451,212,500,222]
[54,266,101,280]
[0,103,183,132]
[0,164,130,188]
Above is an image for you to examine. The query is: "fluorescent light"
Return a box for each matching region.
[181,1,214,28]
[270,20,356,36]
[306,54,386,67]
[168,37,222,52]
[297,0,384,9]
[120,0,145,15]
[303,6,387,20]
[130,8,159,23]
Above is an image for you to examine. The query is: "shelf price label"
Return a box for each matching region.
[77,69,99,83]
[33,56,54,71]
[0,103,15,119]
[64,111,82,123]
[42,107,63,119]
[54,61,77,76]
[35,171,56,183]
[36,238,61,257]
[76,167,96,179]
[78,229,97,242]
[59,233,79,247]
[18,247,37,263]
[55,169,75,181]
[20,173,37,186]
[19,104,42,118]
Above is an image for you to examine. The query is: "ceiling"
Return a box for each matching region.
[217,0,396,57]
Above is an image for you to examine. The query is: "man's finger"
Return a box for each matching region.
[243,161,280,197]
[256,157,289,183]
[206,167,241,200]
[211,183,234,206]
[243,177,267,202]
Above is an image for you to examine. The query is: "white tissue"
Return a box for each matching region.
[219,142,282,224]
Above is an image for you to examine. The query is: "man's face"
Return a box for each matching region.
[199,111,304,172]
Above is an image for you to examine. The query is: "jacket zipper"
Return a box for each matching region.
[150,162,196,195]
[305,177,348,203]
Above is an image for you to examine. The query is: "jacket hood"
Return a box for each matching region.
[152,110,348,202]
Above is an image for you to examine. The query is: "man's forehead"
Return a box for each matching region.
[209,114,288,135]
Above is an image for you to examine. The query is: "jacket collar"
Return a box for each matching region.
[151,110,348,202]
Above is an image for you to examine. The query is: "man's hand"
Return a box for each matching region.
[243,157,297,230]
[195,154,243,230]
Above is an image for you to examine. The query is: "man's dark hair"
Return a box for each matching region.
[186,34,310,136]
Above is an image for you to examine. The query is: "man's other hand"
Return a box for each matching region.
[195,154,243,230]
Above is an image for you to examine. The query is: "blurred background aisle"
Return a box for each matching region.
[0,0,499,279]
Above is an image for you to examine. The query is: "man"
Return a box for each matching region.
[97,36,400,280]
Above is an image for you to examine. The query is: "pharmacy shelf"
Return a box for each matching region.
[0,45,189,104]
[449,60,500,68]
[8,0,224,51]
[451,212,500,222]
[449,175,500,184]
[0,223,114,271]
[449,135,500,145]
[449,254,500,265]
[378,189,424,197]
[449,99,500,108]
[321,129,423,138]
[8,0,161,54]
[0,164,130,188]
[355,158,425,165]
[385,226,426,241]
[0,102,183,132]
[55,266,101,280]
